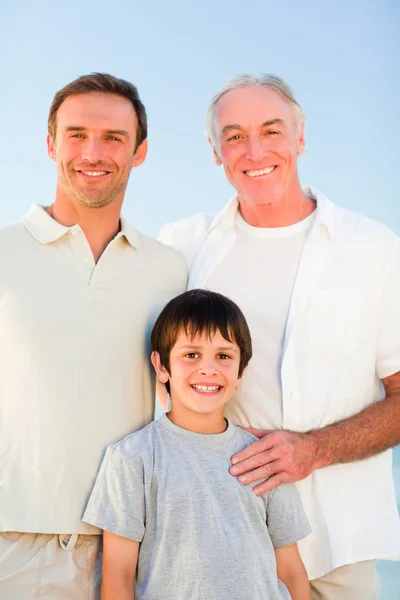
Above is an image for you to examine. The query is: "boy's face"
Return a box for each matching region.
[152,329,243,424]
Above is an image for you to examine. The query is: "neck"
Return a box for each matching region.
[47,189,124,263]
[239,180,315,228]
[168,405,227,434]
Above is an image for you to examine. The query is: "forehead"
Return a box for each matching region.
[56,92,137,133]
[214,86,294,131]
[173,328,238,349]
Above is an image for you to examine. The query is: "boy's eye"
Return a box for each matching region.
[218,353,231,360]
[185,352,199,359]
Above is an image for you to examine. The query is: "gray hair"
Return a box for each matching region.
[206,74,305,146]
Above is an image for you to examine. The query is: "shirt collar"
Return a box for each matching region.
[207,186,335,240]
[21,203,140,249]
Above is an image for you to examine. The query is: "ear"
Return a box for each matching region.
[235,365,247,389]
[47,134,56,161]
[208,137,222,166]
[296,121,306,156]
[132,139,148,168]
[151,351,170,384]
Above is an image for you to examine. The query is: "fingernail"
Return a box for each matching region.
[230,466,238,474]
[238,475,247,483]
[231,458,238,465]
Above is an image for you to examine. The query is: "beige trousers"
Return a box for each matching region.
[310,560,381,600]
[0,532,102,599]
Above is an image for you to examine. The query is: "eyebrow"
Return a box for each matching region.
[221,118,285,137]
[63,126,130,138]
[179,344,238,353]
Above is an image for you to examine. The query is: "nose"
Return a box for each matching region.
[80,137,104,164]
[197,360,218,377]
[244,135,266,162]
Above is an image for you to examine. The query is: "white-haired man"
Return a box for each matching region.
[159,74,400,599]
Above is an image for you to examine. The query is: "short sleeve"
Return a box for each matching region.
[83,446,145,542]
[376,238,400,379]
[264,482,311,549]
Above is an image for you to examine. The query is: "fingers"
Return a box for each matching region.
[231,434,276,467]
[230,448,280,476]
[233,459,282,485]
[252,472,289,496]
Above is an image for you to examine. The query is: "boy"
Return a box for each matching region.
[83,289,311,600]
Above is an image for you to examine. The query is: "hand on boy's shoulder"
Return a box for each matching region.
[229,426,317,496]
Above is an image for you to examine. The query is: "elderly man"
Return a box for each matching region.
[159,74,400,599]
[0,73,187,599]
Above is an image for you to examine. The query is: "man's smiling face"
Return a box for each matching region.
[211,86,305,207]
[47,92,147,209]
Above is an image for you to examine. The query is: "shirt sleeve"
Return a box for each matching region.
[82,446,145,542]
[264,482,311,549]
[376,238,400,379]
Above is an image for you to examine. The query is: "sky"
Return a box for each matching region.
[1,0,399,238]
[1,1,400,595]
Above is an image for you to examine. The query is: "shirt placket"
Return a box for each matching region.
[280,227,332,430]
[67,226,96,286]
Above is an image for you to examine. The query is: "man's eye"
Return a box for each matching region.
[71,133,84,138]
[107,136,119,141]
[227,134,241,141]
[266,130,279,135]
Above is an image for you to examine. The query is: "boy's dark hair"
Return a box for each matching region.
[48,72,147,151]
[151,289,252,384]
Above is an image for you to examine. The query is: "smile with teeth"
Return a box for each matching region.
[191,384,221,393]
[79,170,109,176]
[244,166,276,177]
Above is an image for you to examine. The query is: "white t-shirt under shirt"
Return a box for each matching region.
[208,210,315,429]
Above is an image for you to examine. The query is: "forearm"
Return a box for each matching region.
[102,576,135,600]
[308,391,400,469]
[276,545,311,600]
[281,573,311,600]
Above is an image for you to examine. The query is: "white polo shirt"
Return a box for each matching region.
[159,187,400,579]
[0,204,187,535]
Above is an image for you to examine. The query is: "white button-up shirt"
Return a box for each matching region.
[159,187,400,578]
[0,204,187,534]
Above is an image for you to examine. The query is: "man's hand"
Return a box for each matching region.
[229,428,318,495]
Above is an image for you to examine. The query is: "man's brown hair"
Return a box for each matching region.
[48,72,147,150]
[151,289,252,383]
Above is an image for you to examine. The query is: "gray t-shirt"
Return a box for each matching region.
[83,415,311,600]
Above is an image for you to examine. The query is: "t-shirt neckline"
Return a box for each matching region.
[157,413,237,448]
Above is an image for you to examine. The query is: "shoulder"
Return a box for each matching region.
[109,420,160,466]
[159,211,215,245]
[229,423,259,450]
[136,231,188,274]
[0,220,30,247]
[333,203,399,248]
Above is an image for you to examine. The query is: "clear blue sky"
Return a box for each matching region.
[1,0,399,237]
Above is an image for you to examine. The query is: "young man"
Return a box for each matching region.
[0,73,187,599]
[83,289,311,600]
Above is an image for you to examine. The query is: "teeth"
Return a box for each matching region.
[192,385,220,392]
[245,167,275,177]
[81,171,108,177]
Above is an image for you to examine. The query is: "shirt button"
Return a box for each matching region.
[70,230,78,237]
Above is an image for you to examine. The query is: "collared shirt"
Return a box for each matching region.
[0,204,187,534]
[159,187,400,579]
